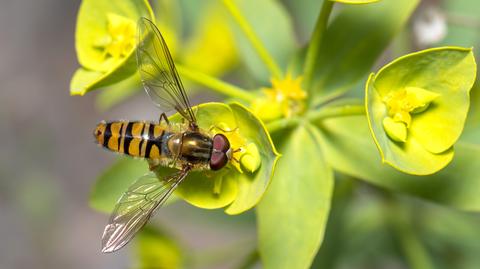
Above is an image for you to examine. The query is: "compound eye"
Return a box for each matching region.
[210,151,228,170]
[213,134,230,153]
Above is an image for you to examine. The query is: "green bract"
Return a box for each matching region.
[366,47,477,175]
[157,102,280,214]
[70,0,154,95]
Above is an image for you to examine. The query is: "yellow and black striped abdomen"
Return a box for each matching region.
[93,121,168,159]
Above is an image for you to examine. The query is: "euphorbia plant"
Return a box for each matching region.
[71,0,479,268]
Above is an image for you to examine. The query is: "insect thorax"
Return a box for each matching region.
[161,129,213,170]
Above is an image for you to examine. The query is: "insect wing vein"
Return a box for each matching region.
[101,170,189,253]
[136,17,196,124]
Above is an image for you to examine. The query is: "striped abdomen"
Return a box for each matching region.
[93,121,170,159]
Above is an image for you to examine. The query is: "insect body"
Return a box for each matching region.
[93,17,233,253]
[94,121,231,171]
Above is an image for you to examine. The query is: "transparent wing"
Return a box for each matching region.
[136,17,196,124]
[101,169,189,253]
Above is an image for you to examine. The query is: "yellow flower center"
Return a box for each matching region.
[251,75,307,121]
[95,13,136,61]
[382,86,440,142]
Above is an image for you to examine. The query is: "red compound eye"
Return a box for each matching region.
[212,133,230,153]
[210,151,228,170]
[210,134,230,170]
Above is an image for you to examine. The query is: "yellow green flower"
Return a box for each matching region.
[70,0,154,96]
[366,47,476,175]
[252,74,307,121]
[94,13,137,63]
[381,86,440,142]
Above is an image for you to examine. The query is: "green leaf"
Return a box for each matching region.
[165,102,280,213]
[90,157,148,213]
[366,47,476,175]
[71,0,154,95]
[90,157,182,214]
[225,103,280,214]
[414,201,480,269]
[134,226,183,269]
[310,0,419,104]
[226,0,296,82]
[315,114,480,212]
[257,125,333,269]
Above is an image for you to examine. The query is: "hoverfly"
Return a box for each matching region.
[93,17,234,253]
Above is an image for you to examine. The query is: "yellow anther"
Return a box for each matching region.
[382,86,440,142]
[252,74,307,121]
[95,13,136,60]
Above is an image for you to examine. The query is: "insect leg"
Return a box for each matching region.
[148,159,161,171]
[159,113,170,125]
[213,177,223,195]
[149,163,157,171]
[208,125,239,133]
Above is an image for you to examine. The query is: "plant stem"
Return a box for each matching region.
[176,64,256,102]
[385,197,435,269]
[397,227,435,269]
[266,104,365,133]
[307,103,365,122]
[222,0,283,79]
[266,116,301,134]
[303,0,334,94]
[391,28,411,59]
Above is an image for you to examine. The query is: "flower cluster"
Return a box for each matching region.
[382,86,439,142]
[94,13,136,63]
[252,75,307,121]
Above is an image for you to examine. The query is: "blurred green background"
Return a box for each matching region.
[1,0,480,268]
